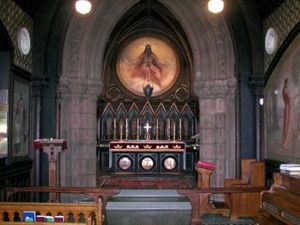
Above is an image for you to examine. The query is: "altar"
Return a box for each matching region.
[109,140,186,174]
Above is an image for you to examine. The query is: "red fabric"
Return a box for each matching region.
[33,139,42,150]
[33,139,67,151]
[196,160,215,170]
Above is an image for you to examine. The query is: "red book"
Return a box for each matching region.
[36,215,45,222]
[196,160,215,170]
[54,215,64,222]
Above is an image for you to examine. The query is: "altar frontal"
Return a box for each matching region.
[109,140,186,174]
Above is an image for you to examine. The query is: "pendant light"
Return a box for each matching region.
[208,0,224,14]
[75,0,92,15]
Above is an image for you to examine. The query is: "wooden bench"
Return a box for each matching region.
[224,159,265,219]
[0,199,102,225]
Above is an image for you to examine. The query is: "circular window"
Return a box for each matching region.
[116,37,180,97]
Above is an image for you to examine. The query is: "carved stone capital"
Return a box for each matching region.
[193,78,237,98]
[59,78,103,97]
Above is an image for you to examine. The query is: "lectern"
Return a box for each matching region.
[33,139,67,201]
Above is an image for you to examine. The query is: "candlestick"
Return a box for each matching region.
[125,118,128,140]
[137,118,140,140]
[179,118,182,140]
[167,118,170,140]
[156,119,159,140]
[113,118,116,140]
[173,123,176,141]
[140,125,142,139]
[120,123,123,141]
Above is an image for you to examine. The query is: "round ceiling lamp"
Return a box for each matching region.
[75,0,92,15]
[208,0,224,14]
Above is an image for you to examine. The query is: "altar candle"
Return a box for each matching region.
[113,118,116,139]
[120,124,123,140]
[179,118,182,139]
[125,118,128,139]
[137,118,139,135]
[173,123,176,140]
[167,118,170,139]
[156,119,159,139]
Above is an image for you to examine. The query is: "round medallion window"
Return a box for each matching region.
[118,156,132,171]
[163,157,177,171]
[116,37,180,97]
[141,156,155,170]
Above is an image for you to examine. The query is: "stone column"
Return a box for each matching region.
[59,79,101,187]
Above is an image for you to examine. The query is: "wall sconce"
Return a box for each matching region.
[259,97,264,106]
[208,0,224,14]
[75,0,92,15]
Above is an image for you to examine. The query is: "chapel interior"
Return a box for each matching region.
[0,0,300,225]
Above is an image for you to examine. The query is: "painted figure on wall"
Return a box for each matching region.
[116,37,179,97]
[131,44,163,87]
[265,36,300,162]
[281,78,291,148]
[14,93,26,153]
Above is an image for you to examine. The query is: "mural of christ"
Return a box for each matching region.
[131,44,163,87]
[116,37,179,97]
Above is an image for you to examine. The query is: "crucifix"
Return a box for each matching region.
[144,122,152,140]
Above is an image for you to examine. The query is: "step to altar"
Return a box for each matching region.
[106,189,192,225]
[106,189,191,210]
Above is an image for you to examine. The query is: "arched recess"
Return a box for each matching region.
[60,0,236,187]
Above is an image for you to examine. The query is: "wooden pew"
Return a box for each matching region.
[259,173,300,225]
[0,198,102,225]
[2,186,120,225]
[224,159,265,219]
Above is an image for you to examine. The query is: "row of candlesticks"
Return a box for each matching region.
[113,118,182,141]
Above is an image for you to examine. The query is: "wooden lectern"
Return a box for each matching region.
[33,139,67,201]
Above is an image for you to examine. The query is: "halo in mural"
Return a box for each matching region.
[116,37,180,97]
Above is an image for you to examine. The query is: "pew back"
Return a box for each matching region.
[0,199,102,225]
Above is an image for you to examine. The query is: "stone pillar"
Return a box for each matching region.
[194,78,237,189]
[58,79,101,187]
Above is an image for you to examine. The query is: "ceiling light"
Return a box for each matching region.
[208,0,224,14]
[75,0,92,15]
